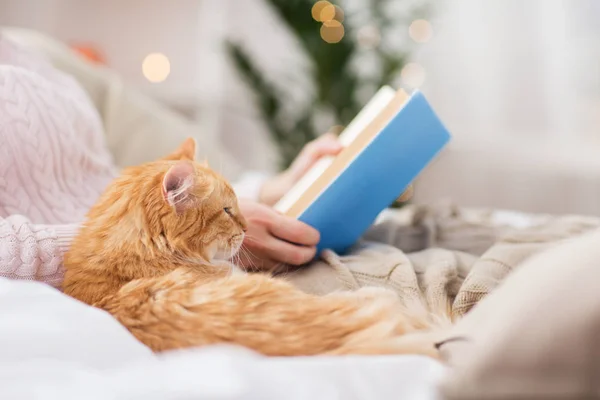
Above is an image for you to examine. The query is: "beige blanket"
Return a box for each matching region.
[282,204,600,398]
[285,203,599,321]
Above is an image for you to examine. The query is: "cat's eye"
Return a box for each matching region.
[224,207,232,216]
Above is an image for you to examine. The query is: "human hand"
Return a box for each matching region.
[236,199,320,271]
[259,133,343,206]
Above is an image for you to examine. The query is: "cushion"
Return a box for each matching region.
[438,227,600,399]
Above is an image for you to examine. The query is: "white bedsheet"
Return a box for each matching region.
[0,278,446,400]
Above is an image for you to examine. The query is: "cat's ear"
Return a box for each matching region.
[162,137,197,161]
[162,161,196,212]
[162,161,214,212]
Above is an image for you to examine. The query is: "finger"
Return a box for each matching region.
[289,136,343,179]
[265,238,317,266]
[269,214,320,246]
[314,133,343,151]
[397,184,414,203]
[305,136,343,159]
[321,132,338,140]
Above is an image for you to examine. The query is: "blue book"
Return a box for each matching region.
[274,87,451,254]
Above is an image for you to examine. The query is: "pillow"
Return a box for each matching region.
[438,227,600,399]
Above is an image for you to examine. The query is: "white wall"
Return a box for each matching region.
[411,0,600,215]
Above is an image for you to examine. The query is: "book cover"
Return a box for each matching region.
[276,88,451,254]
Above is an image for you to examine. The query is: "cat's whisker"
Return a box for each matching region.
[236,246,250,269]
[231,244,239,260]
[270,262,288,277]
[240,246,259,272]
[223,244,233,261]
[229,246,239,267]
[242,233,258,241]
[226,244,246,274]
[229,254,240,276]
[242,235,263,247]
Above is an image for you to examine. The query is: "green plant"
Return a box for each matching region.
[227,0,430,169]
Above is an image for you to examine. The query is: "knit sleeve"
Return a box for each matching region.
[0,215,79,289]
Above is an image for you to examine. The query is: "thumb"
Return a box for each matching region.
[289,135,343,180]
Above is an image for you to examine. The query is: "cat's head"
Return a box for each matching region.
[85,138,247,266]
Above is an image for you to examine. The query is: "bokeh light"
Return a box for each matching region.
[408,19,433,43]
[142,53,171,83]
[400,62,426,88]
[320,20,345,44]
[333,6,345,23]
[357,25,381,49]
[319,3,336,22]
[311,1,331,21]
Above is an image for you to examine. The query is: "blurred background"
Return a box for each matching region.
[1,0,600,216]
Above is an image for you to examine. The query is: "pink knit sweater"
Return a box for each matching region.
[0,37,118,288]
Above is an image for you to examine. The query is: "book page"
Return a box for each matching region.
[284,89,410,218]
[273,86,397,214]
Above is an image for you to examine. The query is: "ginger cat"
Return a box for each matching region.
[63,138,445,358]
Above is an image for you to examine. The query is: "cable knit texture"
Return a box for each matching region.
[0,217,79,288]
[0,37,116,223]
[0,36,116,288]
